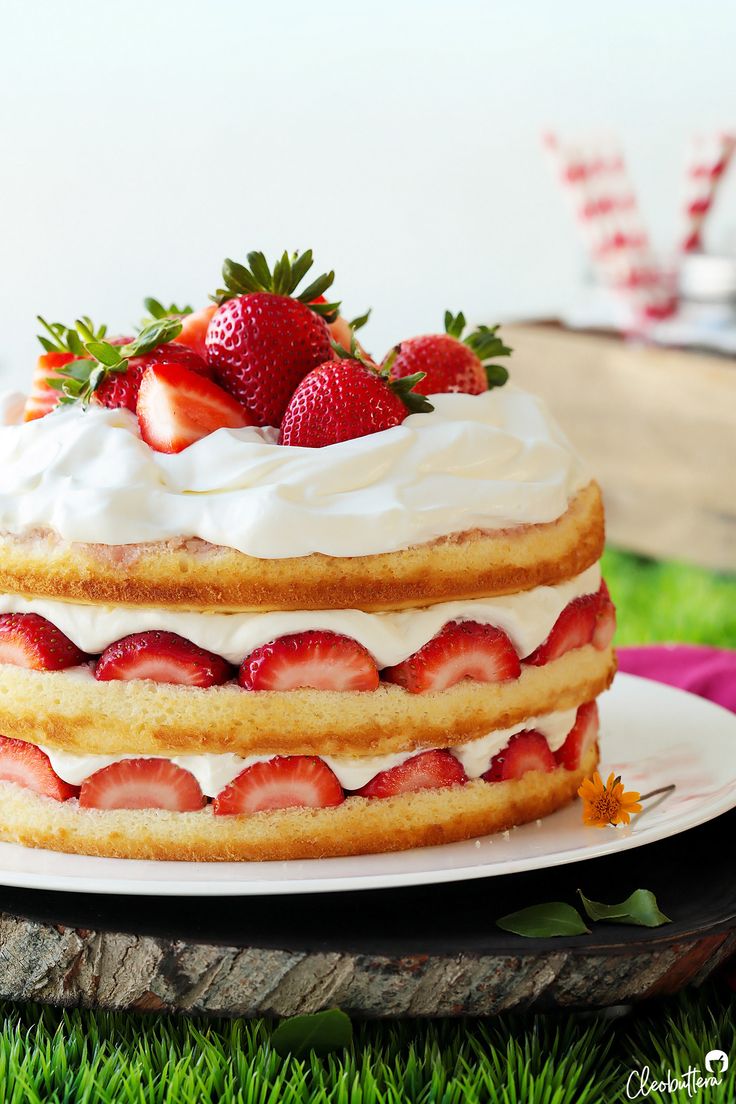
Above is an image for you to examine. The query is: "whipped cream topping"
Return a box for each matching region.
[40,707,578,795]
[0,564,600,665]
[0,386,589,559]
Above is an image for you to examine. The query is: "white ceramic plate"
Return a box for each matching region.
[0,673,733,896]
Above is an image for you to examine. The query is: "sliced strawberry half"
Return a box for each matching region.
[213,755,344,815]
[136,362,256,454]
[0,735,77,800]
[0,613,87,670]
[176,305,217,360]
[383,621,521,694]
[239,631,379,691]
[79,758,205,811]
[355,749,467,799]
[23,351,78,422]
[593,581,617,650]
[555,701,600,771]
[483,730,556,782]
[95,631,232,687]
[524,593,600,666]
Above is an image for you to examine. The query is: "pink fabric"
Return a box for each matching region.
[617,644,736,713]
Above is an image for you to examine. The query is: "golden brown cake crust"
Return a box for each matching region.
[0,482,604,611]
[0,743,598,861]
[0,644,615,757]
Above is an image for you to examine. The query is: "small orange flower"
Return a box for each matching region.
[578,771,642,828]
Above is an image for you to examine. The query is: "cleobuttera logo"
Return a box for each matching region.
[626,1049,729,1099]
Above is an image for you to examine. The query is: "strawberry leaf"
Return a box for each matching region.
[350,308,371,332]
[298,271,335,304]
[142,298,193,324]
[389,372,434,414]
[440,311,512,390]
[247,251,273,290]
[485,363,510,389]
[466,324,513,363]
[213,249,340,318]
[84,341,123,368]
[310,299,341,321]
[444,310,466,340]
[271,1009,352,1058]
[577,889,671,928]
[497,903,591,937]
[290,249,314,288]
[125,317,182,357]
[36,315,107,355]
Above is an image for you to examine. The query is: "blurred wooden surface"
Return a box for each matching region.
[506,323,736,572]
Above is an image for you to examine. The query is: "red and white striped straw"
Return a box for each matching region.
[680,131,736,252]
[544,132,677,324]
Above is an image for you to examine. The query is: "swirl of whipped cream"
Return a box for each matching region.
[0,386,588,559]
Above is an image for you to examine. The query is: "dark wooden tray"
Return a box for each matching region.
[0,810,734,1018]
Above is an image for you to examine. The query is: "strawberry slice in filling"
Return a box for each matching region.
[213,756,344,815]
[383,621,521,693]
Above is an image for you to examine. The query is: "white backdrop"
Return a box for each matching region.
[1,0,735,386]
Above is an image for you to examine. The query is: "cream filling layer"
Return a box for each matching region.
[40,707,578,796]
[0,564,600,667]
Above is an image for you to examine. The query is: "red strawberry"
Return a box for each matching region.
[96,341,210,412]
[279,357,432,448]
[24,351,78,421]
[0,613,87,670]
[175,304,217,359]
[524,593,600,666]
[384,621,521,694]
[593,581,617,650]
[555,701,599,770]
[213,755,344,815]
[136,362,255,454]
[240,630,379,691]
[355,749,467,799]
[387,311,512,395]
[483,730,556,782]
[206,251,337,426]
[79,758,205,811]
[95,631,232,686]
[0,735,77,801]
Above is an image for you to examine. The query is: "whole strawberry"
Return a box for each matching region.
[206,250,338,426]
[280,340,432,448]
[387,311,512,395]
[46,316,210,413]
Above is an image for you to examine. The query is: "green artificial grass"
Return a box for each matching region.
[0,981,733,1103]
[603,547,736,648]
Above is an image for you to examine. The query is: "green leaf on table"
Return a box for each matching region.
[271,1008,353,1058]
[578,888,671,928]
[496,902,590,937]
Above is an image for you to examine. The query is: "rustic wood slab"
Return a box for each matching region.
[505,323,736,572]
[0,810,733,1018]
